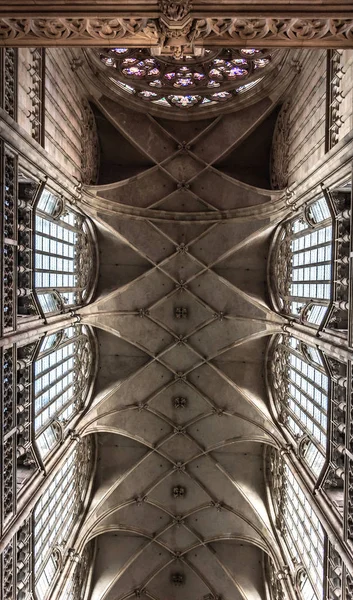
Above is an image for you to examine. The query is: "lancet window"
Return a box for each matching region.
[268,449,325,600]
[34,325,94,458]
[270,335,330,478]
[0,325,94,537]
[34,189,95,314]
[271,196,333,326]
[0,437,93,600]
[34,438,93,599]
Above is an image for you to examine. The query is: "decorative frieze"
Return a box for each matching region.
[0,18,353,48]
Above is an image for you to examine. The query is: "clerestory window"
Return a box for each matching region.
[269,450,325,600]
[34,325,94,458]
[34,189,95,314]
[34,438,93,599]
[270,335,330,478]
[271,196,333,327]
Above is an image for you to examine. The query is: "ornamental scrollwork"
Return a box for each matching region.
[159,0,192,22]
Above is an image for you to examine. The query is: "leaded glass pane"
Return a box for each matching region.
[272,197,333,324]
[270,336,329,476]
[34,189,94,312]
[34,325,93,458]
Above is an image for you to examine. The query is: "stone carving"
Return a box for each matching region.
[159,0,192,22]
[81,99,99,185]
[271,101,291,190]
[174,397,187,409]
[175,307,188,319]
[1,17,353,46]
[173,485,185,498]
[171,572,184,586]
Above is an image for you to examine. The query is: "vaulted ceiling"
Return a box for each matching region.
[74,81,291,600]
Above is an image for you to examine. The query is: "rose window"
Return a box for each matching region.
[97,47,274,109]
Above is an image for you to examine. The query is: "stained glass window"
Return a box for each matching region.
[34,189,95,314]
[34,325,94,458]
[34,438,92,599]
[270,335,329,478]
[94,47,274,110]
[271,196,333,326]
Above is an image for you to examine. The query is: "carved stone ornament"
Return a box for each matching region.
[1,18,353,47]
[174,396,187,409]
[271,101,291,190]
[171,572,184,586]
[173,485,185,498]
[159,0,192,22]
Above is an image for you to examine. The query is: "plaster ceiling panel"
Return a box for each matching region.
[188,317,268,359]
[149,292,214,337]
[147,470,211,513]
[154,117,215,144]
[96,168,175,208]
[211,542,267,600]
[94,361,172,414]
[192,98,272,164]
[91,434,149,511]
[97,97,177,162]
[212,448,268,518]
[164,154,203,181]
[157,524,199,553]
[155,222,213,245]
[213,341,268,402]
[103,542,173,600]
[95,408,173,449]
[155,190,215,212]
[148,381,210,424]
[187,414,265,450]
[192,171,270,210]
[187,364,268,424]
[160,344,201,373]
[186,544,245,600]
[186,454,264,520]
[147,561,211,600]
[90,533,148,600]
[158,433,201,464]
[187,271,267,319]
[105,502,172,535]
[88,314,174,355]
[95,222,152,295]
[161,252,204,282]
[185,508,265,548]
[189,220,269,266]
[105,217,176,263]
[97,453,172,512]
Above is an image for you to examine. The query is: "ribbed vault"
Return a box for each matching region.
[75,88,291,600]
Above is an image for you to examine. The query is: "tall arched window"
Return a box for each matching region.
[270,196,333,327]
[34,437,93,600]
[269,334,329,478]
[34,188,96,314]
[268,449,325,600]
[34,325,95,458]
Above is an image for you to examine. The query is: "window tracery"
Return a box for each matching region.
[95,47,274,110]
[34,189,95,314]
[34,325,94,458]
[60,541,94,600]
[271,196,333,326]
[268,449,325,600]
[34,437,93,599]
[270,335,329,478]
